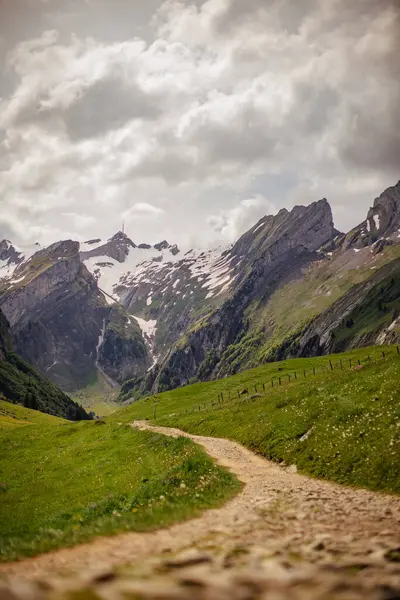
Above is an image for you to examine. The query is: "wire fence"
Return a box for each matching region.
[153,346,400,420]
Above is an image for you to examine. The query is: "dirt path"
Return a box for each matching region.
[1,421,400,599]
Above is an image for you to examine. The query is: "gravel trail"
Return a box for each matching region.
[1,421,399,599]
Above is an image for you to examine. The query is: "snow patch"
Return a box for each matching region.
[133,316,157,339]
[96,319,106,365]
[253,221,265,234]
[373,214,380,230]
[133,316,158,370]
[46,360,59,372]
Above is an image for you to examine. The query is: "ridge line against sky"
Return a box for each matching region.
[0,0,399,248]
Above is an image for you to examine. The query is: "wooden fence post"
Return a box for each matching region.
[329,360,333,370]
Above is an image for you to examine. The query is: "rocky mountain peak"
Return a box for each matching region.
[0,240,22,269]
[110,231,136,246]
[154,240,170,251]
[230,198,335,266]
[80,231,136,264]
[345,181,400,251]
[368,180,400,233]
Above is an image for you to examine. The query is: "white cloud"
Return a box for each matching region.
[0,0,399,247]
[123,202,166,220]
[207,196,277,241]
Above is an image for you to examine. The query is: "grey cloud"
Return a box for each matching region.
[215,0,317,34]
[64,76,162,141]
[340,106,400,175]
[191,109,278,167]
[1,0,400,248]
[0,220,18,243]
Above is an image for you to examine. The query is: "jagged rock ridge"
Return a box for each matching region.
[0,240,150,391]
[147,198,338,392]
[1,180,399,397]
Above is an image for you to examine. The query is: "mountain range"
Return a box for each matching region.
[0,180,399,402]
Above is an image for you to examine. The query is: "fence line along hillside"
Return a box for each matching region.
[148,346,400,420]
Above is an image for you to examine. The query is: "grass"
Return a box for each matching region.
[225,244,400,372]
[72,372,119,417]
[1,344,399,564]
[0,413,240,562]
[0,349,91,421]
[113,345,400,495]
[0,399,64,429]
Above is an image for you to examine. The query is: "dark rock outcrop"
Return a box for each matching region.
[0,240,22,270]
[0,241,108,391]
[344,181,400,250]
[0,308,91,420]
[80,231,136,263]
[97,306,150,384]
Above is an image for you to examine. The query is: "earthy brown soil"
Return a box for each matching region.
[1,421,399,599]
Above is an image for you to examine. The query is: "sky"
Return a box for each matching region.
[0,0,399,249]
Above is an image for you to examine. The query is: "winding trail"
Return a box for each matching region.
[1,422,400,598]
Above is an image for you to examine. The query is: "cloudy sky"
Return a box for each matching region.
[0,0,399,248]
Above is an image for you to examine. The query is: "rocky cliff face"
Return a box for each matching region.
[2,181,399,400]
[0,239,152,392]
[150,199,337,392]
[0,309,11,361]
[344,181,400,250]
[0,241,109,391]
[0,308,91,420]
[296,258,400,356]
[97,305,150,384]
[80,231,137,263]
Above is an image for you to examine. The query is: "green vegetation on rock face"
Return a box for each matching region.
[0,309,91,421]
[0,352,91,421]
[115,346,400,494]
[0,411,240,562]
[330,272,400,350]
[215,246,400,376]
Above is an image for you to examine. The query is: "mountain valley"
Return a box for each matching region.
[0,181,399,403]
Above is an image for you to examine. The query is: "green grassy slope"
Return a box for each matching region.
[0,309,91,421]
[216,245,400,375]
[0,352,91,421]
[114,345,400,494]
[72,372,120,417]
[0,399,64,429]
[0,406,240,562]
[331,271,400,350]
